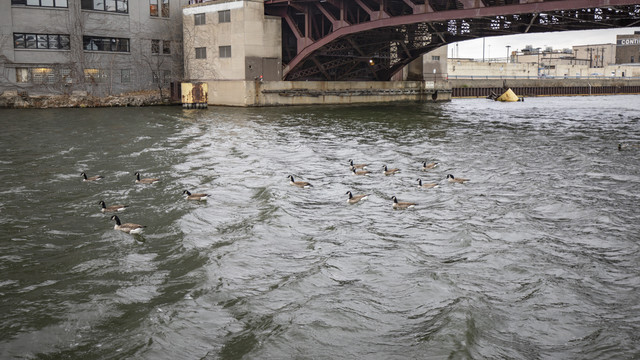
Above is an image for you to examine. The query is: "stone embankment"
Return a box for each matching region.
[0,90,172,109]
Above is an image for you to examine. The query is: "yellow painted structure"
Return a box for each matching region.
[496,88,519,102]
[181,82,208,108]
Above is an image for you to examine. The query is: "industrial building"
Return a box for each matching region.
[0,0,189,96]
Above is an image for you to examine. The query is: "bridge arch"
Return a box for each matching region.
[264,0,640,80]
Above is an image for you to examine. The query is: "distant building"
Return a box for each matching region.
[616,31,640,64]
[1,0,189,96]
[182,0,281,82]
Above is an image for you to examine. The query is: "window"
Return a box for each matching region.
[149,0,157,16]
[431,56,440,61]
[83,36,129,52]
[14,33,70,50]
[81,0,127,12]
[151,39,160,54]
[219,45,231,58]
[16,68,30,83]
[195,47,206,59]
[632,56,635,63]
[163,70,171,84]
[121,69,131,83]
[194,13,205,25]
[161,0,169,17]
[12,0,68,7]
[84,68,107,83]
[152,71,159,83]
[219,10,230,23]
[150,0,169,17]
[163,40,170,55]
[60,68,72,83]
[32,68,56,84]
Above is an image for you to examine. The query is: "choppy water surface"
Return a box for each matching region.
[1,96,639,359]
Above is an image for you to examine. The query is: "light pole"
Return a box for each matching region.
[506,45,511,63]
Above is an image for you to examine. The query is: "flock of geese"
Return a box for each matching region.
[82,160,469,236]
[82,171,208,236]
[290,159,469,210]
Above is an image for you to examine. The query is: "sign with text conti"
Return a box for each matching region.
[617,38,640,46]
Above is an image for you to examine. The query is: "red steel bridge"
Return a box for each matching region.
[263,0,640,80]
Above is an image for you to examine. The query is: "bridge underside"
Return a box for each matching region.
[264,0,640,81]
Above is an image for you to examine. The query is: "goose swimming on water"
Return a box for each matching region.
[348,159,368,169]
[417,178,439,189]
[346,191,369,204]
[447,174,469,184]
[81,172,103,182]
[110,215,145,234]
[382,165,400,176]
[99,200,128,213]
[391,196,416,209]
[183,190,209,201]
[288,175,312,188]
[135,172,160,184]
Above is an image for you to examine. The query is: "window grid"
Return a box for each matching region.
[219,45,231,58]
[80,0,127,13]
[12,0,68,7]
[194,13,205,25]
[83,36,130,52]
[195,47,206,59]
[14,33,70,50]
[150,0,169,17]
[218,10,230,23]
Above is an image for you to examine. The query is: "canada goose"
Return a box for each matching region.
[619,143,640,151]
[135,172,160,184]
[422,161,439,170]
[348,159,368,169]
[382,165,400,176]
[99,200,128,213]
[346,191,369,204]
[110,215,145,234]
[183,190,208,201]
[417,178,439,189]
[351,167,371,176]
[447,174,469,184]
[81,172,103,182]
[391,196,416,209]
[288,175,312,188]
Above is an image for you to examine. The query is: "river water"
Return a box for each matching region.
[1,96,639,359]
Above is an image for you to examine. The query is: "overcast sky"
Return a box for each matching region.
[449,27,640,60]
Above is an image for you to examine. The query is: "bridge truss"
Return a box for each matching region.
[263,0,640,80]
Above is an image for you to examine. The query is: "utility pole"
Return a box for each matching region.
[482,37,485,62]
[506,45,511,63]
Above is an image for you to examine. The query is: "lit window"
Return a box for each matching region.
[84,68,107,83]
[219,45,231,58]
[149,0,158,16]
[195,47,206,59]
[219,10,230,23]
[194,13,205,25]
[32,68,54,84]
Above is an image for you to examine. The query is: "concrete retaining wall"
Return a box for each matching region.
[206,80,451,106]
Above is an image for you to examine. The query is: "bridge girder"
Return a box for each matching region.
[264,0,640,80]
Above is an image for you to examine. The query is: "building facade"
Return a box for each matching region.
[616,31,640,64]
[1,0,189,96]
[182,0,282,82]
